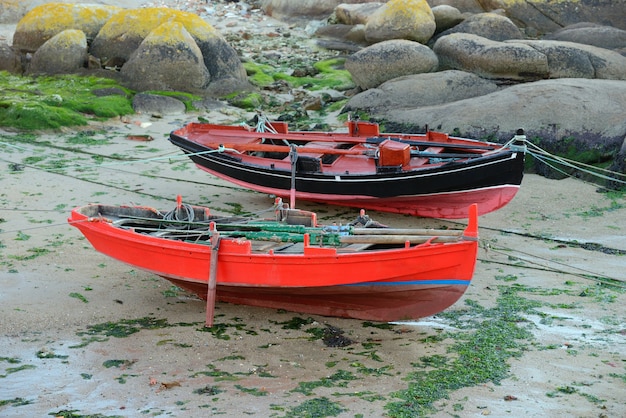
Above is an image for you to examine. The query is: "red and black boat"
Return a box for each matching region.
[169,118,526,219]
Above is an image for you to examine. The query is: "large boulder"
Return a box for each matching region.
[435,33,626,81]
[431,5,464,34]
[343,70,498,112]
[334,2,384,25]
[514,40,626,80]
[12,2,121,52]
[345,39,438,90]
[428,0,484,14]
[543,23,626,52]
[120,21,211,93]
[434,33,548,81]
[261,0,382,23]
[480,0,626,34]
[0,0,131,24]
[432,12,524,42]
[90,7,248,94]
[90,8,212,64]
[27,29,88,75]
[0,44,21,73]
[365,0,436,44]
[365,78,626,157]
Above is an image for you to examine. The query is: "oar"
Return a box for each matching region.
[340,234,462,245]
[218,142,365,156]
[351,228,463,236]
[366,136,496,150]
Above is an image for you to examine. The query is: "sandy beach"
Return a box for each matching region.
[1,108,625,417]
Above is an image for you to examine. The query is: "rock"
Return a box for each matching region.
[91,87,128,97]
[367,78,626,158]
[262,0,381,23]
[431,5,464,34]
[0,43,21,73]
[478,0,626,34]
[434,33,548,81]
[343,70,499,113]
[514,40,626,80]
[27,29,88,75]
[12,3,121,52]
[434,33,626,81]
[120,21,211,93]
[345,39,438,90]
[91,8,200,64]
[334,2,383,25]
[429,0,484,14]
[314,24,367,51]
[364,0,436,44]
[544,23,626,52]
[193,29,249,90]
[91,7,248,95]
[432,12,524,42]
[132,93,186,116]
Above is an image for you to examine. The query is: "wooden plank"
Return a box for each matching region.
[206,236,221,327]
[351,228,463,236]
[218,142,364,156]
[340,235,461,245]
[200,128,496,150]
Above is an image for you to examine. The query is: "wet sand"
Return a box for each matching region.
[1,110,625,417]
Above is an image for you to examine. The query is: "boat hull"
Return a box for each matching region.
[189,161,521,219]
[167,279,469,322]
[69,204,478,322]
[169,121,525,218]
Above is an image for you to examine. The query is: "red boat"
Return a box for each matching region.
[68,197,479,324]
[169,117,526,219]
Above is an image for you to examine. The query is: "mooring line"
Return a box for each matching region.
[480,243,624,286]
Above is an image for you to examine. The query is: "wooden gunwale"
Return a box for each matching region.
[188,128,497,150]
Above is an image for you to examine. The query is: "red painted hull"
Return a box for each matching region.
[68,203,479,321]
[169,120,526,219]
[195,167,520,219]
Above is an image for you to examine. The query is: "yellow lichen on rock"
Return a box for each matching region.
[379,0,434,22]
[97,8,219,42]
[365,0,436,44]
[141,21,189,46]
[16,3,121,34]
[13,2,121,52]
[51,29,87,49]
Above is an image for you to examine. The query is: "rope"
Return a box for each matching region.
[0,137,231,174]
[162,203,196,223]
[525,141,626,185]
[480,243,625,287]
